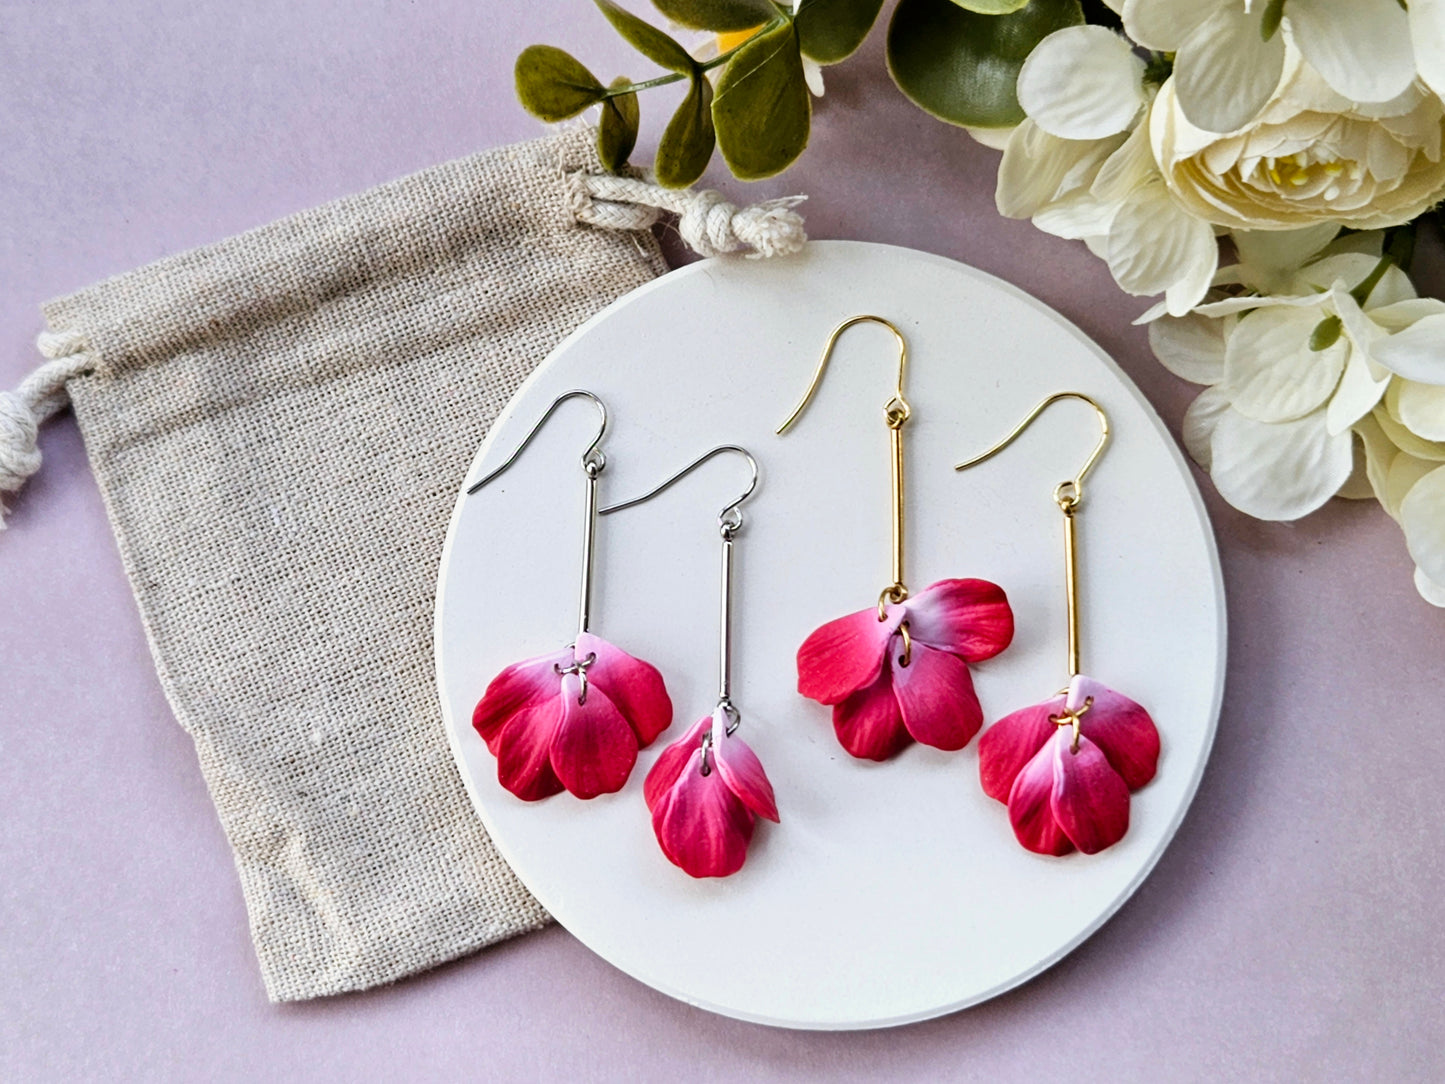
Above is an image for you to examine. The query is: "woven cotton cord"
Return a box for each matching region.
[567,172,807,260]
[0,331,91,527]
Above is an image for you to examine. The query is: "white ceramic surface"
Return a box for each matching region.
[434,241,1225,1030]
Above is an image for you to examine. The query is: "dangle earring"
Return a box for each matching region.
[469,390,673,802]
[599,446,778,878]
[956,393,1160,856]
[778,317,1015,761]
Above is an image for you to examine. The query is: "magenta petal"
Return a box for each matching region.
[978,693,1066,803]
[472,648,568,752]
[1007,739,1073,856]
[644,716,710,810]
[904,579,1015,662]
[713,725,779,823]
[1068,675,1160,791]
[575,632,673,747]
[796,607,897,705]
[652,767,754,878]
[494,698,565,802]
[549,674,639,799]
[831,664,911,761]
[891,643,983,751]
[1051,732,1131,855]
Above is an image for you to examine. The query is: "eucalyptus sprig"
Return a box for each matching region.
[516,0,1116,186]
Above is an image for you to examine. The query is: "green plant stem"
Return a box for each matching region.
[601,18,786,99]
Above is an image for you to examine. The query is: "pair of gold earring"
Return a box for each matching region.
[781,316,1159,859]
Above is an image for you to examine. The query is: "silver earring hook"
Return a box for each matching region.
[599,444,759,536]
[467,389,608,494]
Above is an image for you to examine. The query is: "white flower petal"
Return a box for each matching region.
[1032,194,1118,240]
[802,57,825,98]
[1183,385,1232,470]
[1327,347,1391,435]
[1149,311,1227,385]
[996,120,1113,219]
[1209,406,1354,519]
[1105,187,1218,307]
[965,125,1017,151]
[1017,26,1146,140]
[1400,464,1445,584]
[1394,381,1445,442]
[1231,224,1340,291]
[1122,0,1221,51]
[1412,0,1445,102]
[1376,406,1445,462]
[1287,0,1416,104]
[1367,298,1445,334]
[1355,411,1400,512]
[1173,6,1286,134]
[1413,565,1445,608]
[1372,314,1445,385]
[1222,306,1345,422]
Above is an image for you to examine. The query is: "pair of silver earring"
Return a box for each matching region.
[469,390,775,879]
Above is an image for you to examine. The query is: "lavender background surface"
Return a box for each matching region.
[2,4,1441,1080]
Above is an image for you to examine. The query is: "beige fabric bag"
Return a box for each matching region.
[0,128,803,1001]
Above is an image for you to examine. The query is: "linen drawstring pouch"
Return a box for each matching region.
[1,127,805,1001]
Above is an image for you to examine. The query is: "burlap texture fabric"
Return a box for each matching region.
[41,128,667,1001]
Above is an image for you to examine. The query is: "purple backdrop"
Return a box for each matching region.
[3,3,1442,1080]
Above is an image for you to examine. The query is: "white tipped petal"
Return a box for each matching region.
[1394,381,1445,442]
[1232,225,1340,288]
[1355,412,1401,512]
[1183,386,1232,470]
[1373,314,1445,385]
[1122,0,1220,51]
[1105,187,1218,306]
[1149,311,1227,385]
[1400,465,1445,585]
[1173,6,1285,134]
[1413,565,1445,607]
[965,125,1017,151]
[1327,348,1391,435]
[1209,407,1354,520]
[1017,26,1146,140]
[1412,0,1445,101]
[1287,0,1416,105]
[1222,306,1345,422]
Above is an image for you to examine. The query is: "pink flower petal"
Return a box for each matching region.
[891,643,984,751]
[796,606,898,704]
[1007,740,1074,856]
[1067,675,1160,790]
[472,648,568,752]
[831,664,912,761]
[713,725,779,823]
[494,698,565,802]
[575,632,673,746]
[904,579,1015,662]
[1050,732,1131,855]
[644,716,710,810]
[548,673,639,799]
[651,764,755,878]
[978,693,1066,802]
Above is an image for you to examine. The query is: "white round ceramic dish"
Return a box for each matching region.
[435,240,1225,1030]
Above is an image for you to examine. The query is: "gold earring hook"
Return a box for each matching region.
[775,315,910,436]
[953,391,1109,512]
[776,316,912,614]
[954,392,1111,680]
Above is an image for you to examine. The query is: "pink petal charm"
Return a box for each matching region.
[644,710,778,878]
[797,578,1012,759]
[472,637,672,801]
[979,674,1160,856]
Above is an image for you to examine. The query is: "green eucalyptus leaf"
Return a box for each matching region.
[886,0,1083,127]
[794,0,886,63]
[713,20,811,180]
[595,0,696,74]
[598,77,640,172]
[515,45,607,122]
[650,0,777,32]
[656,74,716,187]
[950,0,1031,12]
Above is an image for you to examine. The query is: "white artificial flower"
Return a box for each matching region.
[1152,53,1445,233]
[999,25,1216,316]
[1356,413,1445,606]
[1150,240,1419,520]
[1123,0,1415,133]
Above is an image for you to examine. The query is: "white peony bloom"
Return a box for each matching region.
[1151,55,1445,232]
[1123,0,1415,133]
[999,25,1217,316]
